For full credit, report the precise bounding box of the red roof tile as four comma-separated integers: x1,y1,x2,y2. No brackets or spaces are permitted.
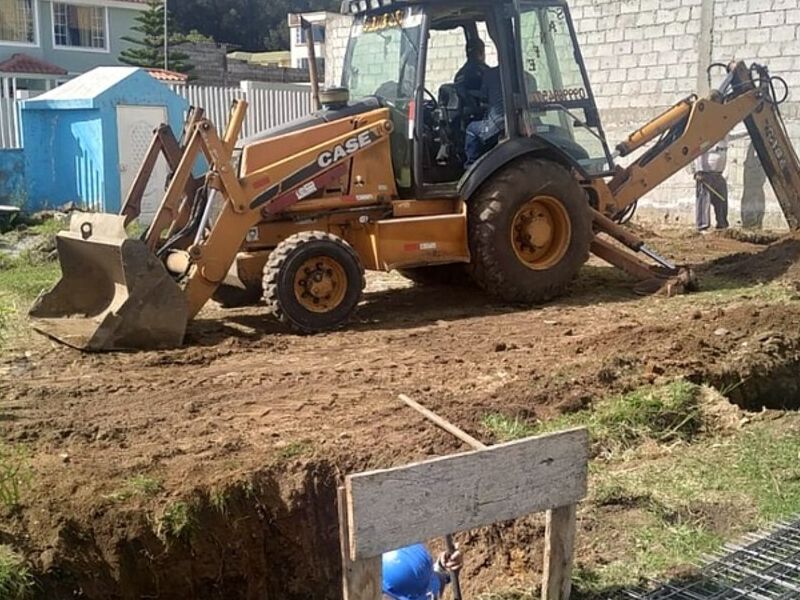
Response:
146,68,189,83
0,53,67,76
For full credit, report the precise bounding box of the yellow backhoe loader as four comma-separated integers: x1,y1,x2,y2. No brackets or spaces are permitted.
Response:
30,0,800,351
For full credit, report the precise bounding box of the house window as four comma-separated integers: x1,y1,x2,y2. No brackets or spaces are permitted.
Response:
0,0,36,44
297,25,325,44
53,3,106,50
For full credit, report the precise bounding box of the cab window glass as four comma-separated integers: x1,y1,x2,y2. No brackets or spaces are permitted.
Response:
519,4,611,175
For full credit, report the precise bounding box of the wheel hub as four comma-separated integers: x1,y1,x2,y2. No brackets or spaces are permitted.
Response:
511,196,572,271
294,256,347,313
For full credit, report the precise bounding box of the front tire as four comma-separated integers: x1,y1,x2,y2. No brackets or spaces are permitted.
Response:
262,232,365,333
468,157,592,303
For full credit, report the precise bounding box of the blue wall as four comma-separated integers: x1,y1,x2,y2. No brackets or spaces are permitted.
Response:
22,68,188,212
0,150,26,207
0,2,141,76
23,110,105,211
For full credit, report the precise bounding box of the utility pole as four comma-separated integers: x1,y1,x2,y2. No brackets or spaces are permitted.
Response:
163,0,169,71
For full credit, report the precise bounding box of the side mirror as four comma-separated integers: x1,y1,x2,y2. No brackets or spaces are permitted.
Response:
585,107,601,128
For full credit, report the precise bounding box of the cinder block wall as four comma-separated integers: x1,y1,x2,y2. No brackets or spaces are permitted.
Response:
326,2,800,229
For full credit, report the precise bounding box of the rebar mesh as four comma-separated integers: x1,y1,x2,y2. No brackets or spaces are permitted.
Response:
616,516,800,600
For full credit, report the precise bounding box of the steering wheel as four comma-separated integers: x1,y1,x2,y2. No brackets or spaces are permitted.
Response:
423,87,439,110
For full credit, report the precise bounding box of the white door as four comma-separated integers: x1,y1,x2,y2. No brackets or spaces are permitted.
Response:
117,105,169,225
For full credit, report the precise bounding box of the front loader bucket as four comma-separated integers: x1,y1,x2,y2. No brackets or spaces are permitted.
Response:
29,214,188,351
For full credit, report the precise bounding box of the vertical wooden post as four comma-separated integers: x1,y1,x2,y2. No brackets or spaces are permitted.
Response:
338,487,382,600
542,504,577,600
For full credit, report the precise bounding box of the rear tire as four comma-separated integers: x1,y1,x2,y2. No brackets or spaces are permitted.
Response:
263,231,365,333
397,264,472,287
468,157,591,303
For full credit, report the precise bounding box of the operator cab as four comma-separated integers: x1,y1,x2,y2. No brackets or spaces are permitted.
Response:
340,0,615,197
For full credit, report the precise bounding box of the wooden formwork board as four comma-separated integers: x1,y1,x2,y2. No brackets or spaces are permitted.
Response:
340,427,589,600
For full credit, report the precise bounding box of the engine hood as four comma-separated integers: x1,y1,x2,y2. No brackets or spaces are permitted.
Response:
237,96,384,149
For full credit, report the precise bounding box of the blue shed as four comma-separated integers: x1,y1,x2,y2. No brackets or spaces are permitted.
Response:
21,67,188,218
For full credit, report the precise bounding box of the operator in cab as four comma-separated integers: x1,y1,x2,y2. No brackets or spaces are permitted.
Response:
455,39,488,99
464,65,504,167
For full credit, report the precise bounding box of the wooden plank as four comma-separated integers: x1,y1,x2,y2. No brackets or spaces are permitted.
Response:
542,504,578,600
338,487,382,600
346,428,589,559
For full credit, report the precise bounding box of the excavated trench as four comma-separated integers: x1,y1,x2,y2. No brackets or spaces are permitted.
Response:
34,463,344,600
699,332,800,411
30,458,545,600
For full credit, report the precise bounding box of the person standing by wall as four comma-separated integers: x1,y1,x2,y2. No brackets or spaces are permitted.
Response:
692,137,730,232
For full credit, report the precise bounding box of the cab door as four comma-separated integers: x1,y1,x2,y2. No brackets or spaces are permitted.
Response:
516,0,615,176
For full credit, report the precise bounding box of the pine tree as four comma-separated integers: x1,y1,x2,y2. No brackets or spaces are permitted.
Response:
119,1,193,74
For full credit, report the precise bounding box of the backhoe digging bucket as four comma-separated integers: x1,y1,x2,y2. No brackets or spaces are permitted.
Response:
29,214,188,351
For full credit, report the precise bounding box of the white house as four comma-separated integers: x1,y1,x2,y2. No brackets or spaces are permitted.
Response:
287,11,335,74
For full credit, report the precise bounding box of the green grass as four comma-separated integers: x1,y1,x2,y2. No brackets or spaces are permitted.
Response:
579,424,800,593
0,545,32,600
276,441,312,461
157,501,195,540
0,254,60,345
26,217,67,238
105,475,163,503
0,444,32,509
679,275,797,305
483,380,703,455
482,379,800,598
481,414,538,441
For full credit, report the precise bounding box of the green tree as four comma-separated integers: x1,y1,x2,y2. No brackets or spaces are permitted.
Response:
170,0,340,52
120,0,193,74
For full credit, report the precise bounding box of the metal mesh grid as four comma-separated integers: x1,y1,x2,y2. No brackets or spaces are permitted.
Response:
616,516,800,600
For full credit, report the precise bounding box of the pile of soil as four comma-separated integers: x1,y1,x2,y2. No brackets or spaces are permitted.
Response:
1,230,799,598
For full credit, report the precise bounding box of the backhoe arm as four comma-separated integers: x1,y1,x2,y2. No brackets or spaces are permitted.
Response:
601,61,800,230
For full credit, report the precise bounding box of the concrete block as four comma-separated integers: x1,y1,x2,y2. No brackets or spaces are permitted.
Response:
614,41,633,54
653,36,674,52
656,8,676,23
620,0,641,14
719,29,747,46
640,79,659,94
609,68,627,83
664,21,686,36
723,0,749,16
606,27,625,42
787,9,800,24
660,78,678,93
657,49,680,65
771,25,796,42
600,55,618,70
643,24,666,38
621,81,641,95
747,0,769,11
640,52,660,66
673,34,696,50
636,11,656,26
760,10,786,26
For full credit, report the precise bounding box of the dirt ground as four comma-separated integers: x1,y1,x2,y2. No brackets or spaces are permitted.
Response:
2,229,800,599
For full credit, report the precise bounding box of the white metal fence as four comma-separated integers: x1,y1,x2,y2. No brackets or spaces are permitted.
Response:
0,98,21,149
0,81,313,150
173,82,314,140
